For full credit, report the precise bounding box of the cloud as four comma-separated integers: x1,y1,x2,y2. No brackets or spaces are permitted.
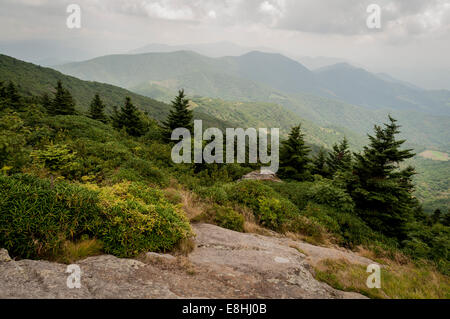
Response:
141,1,194,20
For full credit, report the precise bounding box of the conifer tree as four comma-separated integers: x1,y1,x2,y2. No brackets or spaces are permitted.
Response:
89,94,108,123
278,124,311,180
162,89,193,141
431,209,442,224
112,97,145,137
41,93,52,112
49,81,76,115
311,148,329,177
5,82,21,109
351,116,417,239
327,137,352,176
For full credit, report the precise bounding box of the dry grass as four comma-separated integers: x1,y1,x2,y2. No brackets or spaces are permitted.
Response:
179,190,208,221
173,237,196,256
176,256,198,276
57,239,103,264
314,258,450,299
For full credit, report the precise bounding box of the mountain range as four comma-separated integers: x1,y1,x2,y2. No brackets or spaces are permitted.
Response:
54,50,450,150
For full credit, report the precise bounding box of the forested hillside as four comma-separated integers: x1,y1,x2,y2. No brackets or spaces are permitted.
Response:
55,51,450,150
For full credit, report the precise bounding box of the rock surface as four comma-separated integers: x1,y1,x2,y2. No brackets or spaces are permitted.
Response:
0,223,369,299
240,170,282,182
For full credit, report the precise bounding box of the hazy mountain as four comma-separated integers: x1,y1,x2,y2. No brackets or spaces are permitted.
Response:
295,56,350,70
315,63,449,115
54,50,450,149
1,53,358,149
129,41,274,58
0,40,94,66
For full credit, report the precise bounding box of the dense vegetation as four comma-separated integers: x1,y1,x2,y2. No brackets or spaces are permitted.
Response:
0,79,448,281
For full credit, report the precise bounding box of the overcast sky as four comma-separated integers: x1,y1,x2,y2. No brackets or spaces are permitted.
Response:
1,0,450,89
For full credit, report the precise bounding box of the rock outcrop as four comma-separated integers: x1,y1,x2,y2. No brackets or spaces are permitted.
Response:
240,170,282,182
0,224,369,299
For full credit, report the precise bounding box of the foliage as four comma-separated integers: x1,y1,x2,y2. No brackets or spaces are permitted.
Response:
0,174,192,259
279,124,312,181
326,137,352,176
112,97,146,137
89,93,108,123
162,89,193,141
213,206,245,232
351,116,418,240
47,81,76,115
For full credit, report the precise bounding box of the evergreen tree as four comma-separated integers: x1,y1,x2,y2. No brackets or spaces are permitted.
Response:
327,137,352,176
311,148,329,177
40,93,52,112
431,209,442,224
89,94,108,123
443,211,450,227
49,81,76,115
278,124,311,180
350,116,417,239
5,82,21,109
112,97,145,137
162,89,193,141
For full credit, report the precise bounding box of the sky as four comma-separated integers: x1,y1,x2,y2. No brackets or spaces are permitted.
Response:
0,0,449,89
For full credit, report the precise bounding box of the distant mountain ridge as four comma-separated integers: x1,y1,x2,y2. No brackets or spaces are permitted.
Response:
54,50,450,150
56,50,449,117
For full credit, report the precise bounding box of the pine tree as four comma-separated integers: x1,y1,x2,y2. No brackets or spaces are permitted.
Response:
50,81,76,115
41,93,52,112
351,116,417,239
327,137,352,176
112,97,145,137
5,82,21,109
162,89,193,141
278,125,311,180
431,209,442,224
89,94,108,123
311,148,329,177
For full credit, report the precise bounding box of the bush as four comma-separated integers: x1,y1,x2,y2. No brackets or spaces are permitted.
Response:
269,178,354,213
228,180,280,212
306,177,355,213
0,174,102,259
301,203,382,248
192,204,245,233
84,182,192,257
214,206,245,232
257,197,297,231
0,174,192,260
227,180,299,232
123,158,168,186
268,181,312,210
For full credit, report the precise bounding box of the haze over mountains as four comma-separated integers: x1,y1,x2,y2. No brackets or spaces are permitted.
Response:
55,50,450,151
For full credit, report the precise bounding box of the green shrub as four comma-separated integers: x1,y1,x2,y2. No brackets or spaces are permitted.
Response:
257,197,296,231
0,174,192,260
228,180,280,212
306,177,355,213
123,158,168,186
196,184,230,205
269,179,355,213
301,203,381,248
214,206,245,232
0,174,102,259
226,180,299,232
88,182,192,257
268,181,312,210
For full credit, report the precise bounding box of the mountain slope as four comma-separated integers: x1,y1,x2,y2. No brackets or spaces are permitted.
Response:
315,63,449,115
0,54,358,150
54,51,450,149
192,97,367,149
